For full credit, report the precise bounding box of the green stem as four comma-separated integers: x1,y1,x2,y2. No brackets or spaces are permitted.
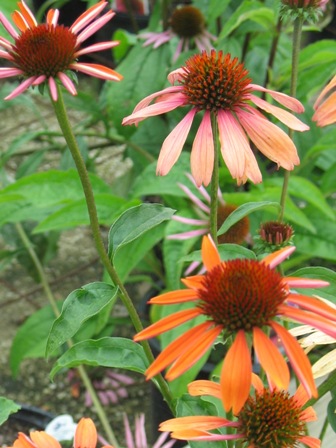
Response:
50,85,174,413
210,113,219,245
15,223,119,447
318,416,329,442
278,16,303,222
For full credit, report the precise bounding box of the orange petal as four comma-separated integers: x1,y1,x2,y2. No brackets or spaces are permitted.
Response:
300,406,317,423
298,436,321,448
182,275,205,289
262,245,296,269
253,327,290,390
166,325,222,380
188,379,221,399
202,235,221,271
134,308,202,341
10,433,36,448
74,418,97,448
251,373,264,394
286,294,336,321
145,322,211,379
12,11,29,32
18,1,37,28
221,330,252,414
271,321,317,397
148,289,197,304
30,432,61,448
160,415,234,432
190,110,214,187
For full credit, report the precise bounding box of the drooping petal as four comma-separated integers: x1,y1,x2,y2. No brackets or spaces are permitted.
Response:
0,12,19,39
201,234,221,271
286,294,336,321
298,435,321,448
148,288,198,304
177,182,211,213
237,107,300,170
156,109,197,176
58,72,77,96
221,330,252,414
190,110,214,187
314,75,336,109
48,76,58,101
188,379,222,399
312,91,336,127
250,84,305,113
134,308,202,341
9,433,37,448
71,62,122,81
271,321,317,397
0,67,24,78
30,432,61,448
132,86,184,113
5,76,36,100
145,322,213,379
166,325,223,380
262,245,296,269
74,418,97,448
253,327,290,389
249,94,309,131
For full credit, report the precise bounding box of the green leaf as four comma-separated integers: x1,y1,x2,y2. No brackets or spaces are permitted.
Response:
0,397,20,425
218,201,281,236
50,337,149,380
219,1,275,39
108,203,175,260
10,303,62,377
289,267,336,304
34,195,138,233
46,282,118,357
327,398,336,433
207,0,231,23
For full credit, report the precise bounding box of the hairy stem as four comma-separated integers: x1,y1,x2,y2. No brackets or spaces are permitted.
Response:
210,113,219,244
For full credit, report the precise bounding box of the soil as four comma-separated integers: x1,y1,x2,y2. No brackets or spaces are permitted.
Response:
0,93,156,446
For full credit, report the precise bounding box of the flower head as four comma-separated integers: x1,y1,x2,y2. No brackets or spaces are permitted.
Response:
280,0,329,21
255,220,294,253
139,6,216,62
160,378,320,448
7,417,112,448
123,50,308,187
134,235,335,414
312,75,336,127
0,1,122,101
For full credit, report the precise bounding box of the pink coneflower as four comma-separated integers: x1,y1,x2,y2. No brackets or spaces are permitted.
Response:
134,234,335,414
0,1,122,101
140,5,216,62
160,378,320,448
312,75,336,127
123,50,309,187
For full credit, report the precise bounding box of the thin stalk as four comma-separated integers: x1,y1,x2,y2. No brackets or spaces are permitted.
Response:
318,416,329,442
263,16,282,92
278,16,303,222
15,223,119,446
209,113,219,244
50,85,174,412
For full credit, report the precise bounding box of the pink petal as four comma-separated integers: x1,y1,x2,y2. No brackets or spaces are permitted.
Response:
285,277,329,288
76,10,115,45
70,62,122,82
168,68,186,85
0,12,19,39
0,67,24,78
0,36,15,51
250,94,309,131
237,106,300,170
32,75,46,85
75,41,119,57
167,229,207,240
46,9,59,27
263,245,296,269
190,111,214,187
70,0,107,34
250,84,305,113
177,183,210,213
48,77,58,101
5,76,36,100
58,72,77,96
156,109,197,176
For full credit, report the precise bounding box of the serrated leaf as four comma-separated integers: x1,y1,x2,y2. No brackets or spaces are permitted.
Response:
46,282,118,357
50,337,149,380
218,201,280,236
108,203,175,260
0,397,21,425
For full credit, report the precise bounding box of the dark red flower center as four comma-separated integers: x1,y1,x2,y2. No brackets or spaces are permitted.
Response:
12,24,77,78
181,50,251,113
259,221,294,247
239,389,305,447
197,259,287,331
170,6,205,38
217,204,250,245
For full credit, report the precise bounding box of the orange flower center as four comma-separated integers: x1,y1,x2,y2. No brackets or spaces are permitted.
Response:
170,6,205,38
217,204,250,244
181,50,251,113
239,389,305,447
12,24,77,78
197,259,287,331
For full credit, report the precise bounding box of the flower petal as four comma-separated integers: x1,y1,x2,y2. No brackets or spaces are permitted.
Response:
298,435,321,448
5,76,36,100
70,0,107,34
157,109,197,176
221,330,252,414
250,84,305,113
190,111,214,187
201,234,221,271
285,277,329,289
262,245,296,269
70,62,122,82
314,75,336,109
30,432,61,448
286,294,336,321
312,91,336,127
271,321,317,397
253,327,290,389
18,1,37,29
74,418,97,448
148,289,198,304
76,10,115,45
134,308,202,341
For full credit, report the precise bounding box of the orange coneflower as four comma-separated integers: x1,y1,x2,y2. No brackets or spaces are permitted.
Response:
160,377,320,447
312,75,336,127
134,235,336,414
8,417,112,448
0,1,122,101
123,50,309,187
